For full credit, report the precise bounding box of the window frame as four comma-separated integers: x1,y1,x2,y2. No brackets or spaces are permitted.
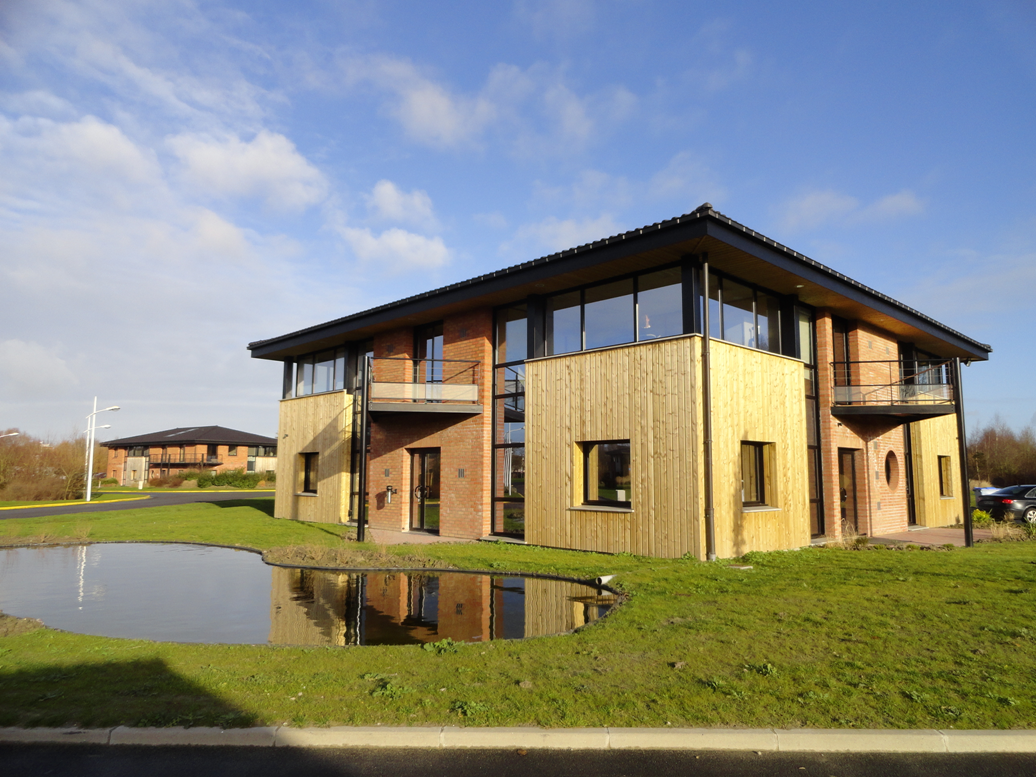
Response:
581,440,632,509
938,455,953,498
300,452,319,495
741,441,767,507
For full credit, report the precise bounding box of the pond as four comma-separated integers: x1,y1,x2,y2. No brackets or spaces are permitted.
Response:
0,543,616,647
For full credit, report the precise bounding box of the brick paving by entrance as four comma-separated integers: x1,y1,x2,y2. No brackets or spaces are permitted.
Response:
872,525,993,547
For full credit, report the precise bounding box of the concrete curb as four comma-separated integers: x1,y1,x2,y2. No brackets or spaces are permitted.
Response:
2,726,1036,752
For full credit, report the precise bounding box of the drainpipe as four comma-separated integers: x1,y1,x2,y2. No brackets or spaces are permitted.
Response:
356,356,371,543
953,357,973,548
701,255,717,561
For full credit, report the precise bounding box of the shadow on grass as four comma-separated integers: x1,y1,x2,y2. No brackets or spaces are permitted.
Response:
207,499,276,518
0,656,258,729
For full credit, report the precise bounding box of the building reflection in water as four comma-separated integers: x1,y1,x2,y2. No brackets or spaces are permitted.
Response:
269,568,616,647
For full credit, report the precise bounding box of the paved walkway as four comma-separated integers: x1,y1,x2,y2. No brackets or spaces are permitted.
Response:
873,525,992,547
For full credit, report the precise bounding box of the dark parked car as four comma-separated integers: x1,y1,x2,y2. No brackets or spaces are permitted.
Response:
976,485,1036,523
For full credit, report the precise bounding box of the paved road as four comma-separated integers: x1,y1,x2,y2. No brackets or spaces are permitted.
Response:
1,491,273,520
1,745,1035,777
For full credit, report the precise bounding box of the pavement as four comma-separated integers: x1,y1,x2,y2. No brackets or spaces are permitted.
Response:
1,725,1035,752
872,525,993,547
0,490,275,519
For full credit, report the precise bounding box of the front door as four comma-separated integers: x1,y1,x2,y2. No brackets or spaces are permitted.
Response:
838,449,859,533
410,449,440,532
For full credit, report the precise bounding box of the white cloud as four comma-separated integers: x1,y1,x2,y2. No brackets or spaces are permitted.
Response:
514,0,596,40
339,226,450,272
0,90,78,119
168,131,328,212
778,188,926,232
340,54,496,148
504,214,622,257
858,190,926,221
365,180,439,230
0,340,79,401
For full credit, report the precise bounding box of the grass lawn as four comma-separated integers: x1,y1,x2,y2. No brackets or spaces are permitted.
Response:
1,501,1035,730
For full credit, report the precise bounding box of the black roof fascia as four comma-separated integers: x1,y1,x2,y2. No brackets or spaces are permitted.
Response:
702,217,991,361
248,206,991,361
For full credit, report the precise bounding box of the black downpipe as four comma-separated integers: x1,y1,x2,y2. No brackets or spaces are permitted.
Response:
356,356,371,543
701,255,717,561
954,358,973,547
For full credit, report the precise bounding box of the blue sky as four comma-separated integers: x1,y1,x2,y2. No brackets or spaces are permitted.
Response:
1,0,1033,441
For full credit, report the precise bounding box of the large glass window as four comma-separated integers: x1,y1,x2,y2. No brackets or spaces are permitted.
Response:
638,268,682,340
584,279,633,350
493,304,528,537
546,265,684,356
294,346,348,398
548,291,581,355
707,274,782,354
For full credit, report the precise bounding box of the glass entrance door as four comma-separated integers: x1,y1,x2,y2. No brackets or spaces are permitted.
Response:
410,449,440,532
838,449,859,534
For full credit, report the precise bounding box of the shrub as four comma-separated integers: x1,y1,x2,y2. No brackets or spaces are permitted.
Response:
972,509,993,528
100,478,118,485
180,470,203,481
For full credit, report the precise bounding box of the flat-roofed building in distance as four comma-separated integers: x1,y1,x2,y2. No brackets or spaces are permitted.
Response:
102,426,277,486
248,204,991,558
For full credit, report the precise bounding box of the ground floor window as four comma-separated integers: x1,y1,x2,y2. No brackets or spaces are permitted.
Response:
300,452,319,495
582,441,632,507
938,455,953,497
741,441,771,507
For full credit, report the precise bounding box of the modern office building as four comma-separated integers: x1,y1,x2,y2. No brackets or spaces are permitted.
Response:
248,204,990,559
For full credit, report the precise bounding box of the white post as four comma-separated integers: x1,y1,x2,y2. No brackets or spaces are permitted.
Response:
85,396,97,502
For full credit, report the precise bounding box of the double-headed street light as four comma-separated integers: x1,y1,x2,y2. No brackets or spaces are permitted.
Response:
84,398,119,502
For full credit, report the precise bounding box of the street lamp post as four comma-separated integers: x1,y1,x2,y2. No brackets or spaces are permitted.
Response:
0,432,19,440
84,398,119,502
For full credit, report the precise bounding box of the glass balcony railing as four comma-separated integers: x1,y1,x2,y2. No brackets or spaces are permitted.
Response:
368,357,481,405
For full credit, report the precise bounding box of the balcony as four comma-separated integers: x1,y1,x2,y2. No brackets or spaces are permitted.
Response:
367,357,482,415
148,455,223,466
830,360,956,422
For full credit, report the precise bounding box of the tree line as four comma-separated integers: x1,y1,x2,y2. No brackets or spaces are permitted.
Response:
968,418,1036,487
0,429,108,502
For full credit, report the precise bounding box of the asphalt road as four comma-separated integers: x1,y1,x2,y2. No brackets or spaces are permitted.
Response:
1,491,274,520
2,745,1035,777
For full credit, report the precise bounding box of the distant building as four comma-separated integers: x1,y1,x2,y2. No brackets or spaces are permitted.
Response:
102,426,277,485
247,204,991,558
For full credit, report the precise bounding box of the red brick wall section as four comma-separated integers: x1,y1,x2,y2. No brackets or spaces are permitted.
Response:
367,308,494,540
815,311,911,538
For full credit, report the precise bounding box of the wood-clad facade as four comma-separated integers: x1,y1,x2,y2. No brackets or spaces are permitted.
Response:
249,204,991,558
276,391,356,524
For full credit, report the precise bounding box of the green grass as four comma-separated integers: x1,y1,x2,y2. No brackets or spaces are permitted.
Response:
1,502,1036,730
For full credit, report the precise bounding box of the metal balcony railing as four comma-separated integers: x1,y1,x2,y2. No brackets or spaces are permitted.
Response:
148,454,223,465
831,359,954,406
368,357,481,404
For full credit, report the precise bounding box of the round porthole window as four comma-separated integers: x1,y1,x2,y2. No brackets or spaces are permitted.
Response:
885,450,899,490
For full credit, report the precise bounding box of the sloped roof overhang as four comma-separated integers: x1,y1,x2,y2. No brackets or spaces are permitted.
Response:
248,207,991,363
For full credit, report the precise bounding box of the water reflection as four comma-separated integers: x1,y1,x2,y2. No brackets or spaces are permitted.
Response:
270,568,615,646
0,544,615,646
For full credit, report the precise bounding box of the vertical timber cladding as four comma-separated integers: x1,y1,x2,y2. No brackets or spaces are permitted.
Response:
708,340,811,558
274,391,355,523
910,413,962,527
526,336,702,559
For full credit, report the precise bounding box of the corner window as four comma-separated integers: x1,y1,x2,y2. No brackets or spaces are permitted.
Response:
582,441,632,507
938,455,953,497
228,446,238,456
741,441,771,507
300,452,319,495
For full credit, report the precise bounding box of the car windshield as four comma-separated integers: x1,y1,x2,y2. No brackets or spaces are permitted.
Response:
994,486,1033,497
